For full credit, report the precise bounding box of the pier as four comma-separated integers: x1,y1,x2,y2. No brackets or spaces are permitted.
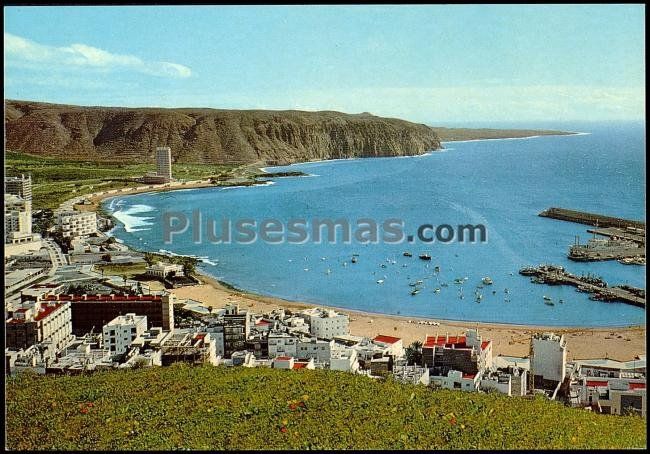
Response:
519,264,645,309
539,207,645,230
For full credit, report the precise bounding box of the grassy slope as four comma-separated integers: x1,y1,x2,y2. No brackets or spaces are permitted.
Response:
6,365,646,450
5,151,236,210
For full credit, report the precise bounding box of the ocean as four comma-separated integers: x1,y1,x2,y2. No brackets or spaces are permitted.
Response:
104,121,646,327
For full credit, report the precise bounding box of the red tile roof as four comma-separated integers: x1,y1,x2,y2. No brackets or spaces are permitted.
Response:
374,335,401,345
629,382,646,390
275,356,292,361
293,363,307,369
462,373,476,379
44,294,162,303
481,341,491,351
586,380,609,388
423,335,467,349
7,303,64,324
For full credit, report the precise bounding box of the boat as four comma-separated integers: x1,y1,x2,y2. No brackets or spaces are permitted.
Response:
351,256,358,264
408,282,418,287
434,288,441,293
403,252,413,257
411,289,420,296
377,279,384,284
440,283,449,288
434,266,440,273
419,254,432,261
454,278,464,284
543,295,552,301
544,301,555,306
559,299,564,304
415,280,423,285
326,268,331,275
482,277,493,285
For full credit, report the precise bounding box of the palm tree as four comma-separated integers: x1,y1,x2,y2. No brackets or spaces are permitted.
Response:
405,340,423,366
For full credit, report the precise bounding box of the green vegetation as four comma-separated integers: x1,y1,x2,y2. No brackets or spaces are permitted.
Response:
5,151,237,210
6,365,646,450
94,263,147,278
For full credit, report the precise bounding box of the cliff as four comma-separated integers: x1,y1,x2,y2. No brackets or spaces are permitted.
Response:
4,100,442,165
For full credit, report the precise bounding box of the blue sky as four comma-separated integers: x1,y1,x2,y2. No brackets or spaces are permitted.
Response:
4,5,645,123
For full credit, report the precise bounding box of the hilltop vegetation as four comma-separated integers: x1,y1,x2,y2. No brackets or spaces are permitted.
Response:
6,365,646,450
5,151,236,209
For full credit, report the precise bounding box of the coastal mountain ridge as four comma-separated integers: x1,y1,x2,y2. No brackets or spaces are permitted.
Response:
5,100,442,165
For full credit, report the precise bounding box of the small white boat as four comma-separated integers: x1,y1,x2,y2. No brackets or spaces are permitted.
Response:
377,279,385,284
482,277,493,285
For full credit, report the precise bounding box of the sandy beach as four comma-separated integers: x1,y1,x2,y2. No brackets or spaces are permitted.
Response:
79,164,645,363
168,272,646,362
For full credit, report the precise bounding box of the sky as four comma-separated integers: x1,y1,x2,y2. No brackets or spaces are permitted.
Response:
3,5,646,124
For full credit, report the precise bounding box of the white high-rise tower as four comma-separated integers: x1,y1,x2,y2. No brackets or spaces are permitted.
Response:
156,147,172,181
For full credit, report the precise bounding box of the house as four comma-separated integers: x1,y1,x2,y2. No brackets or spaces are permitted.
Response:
272,356,315,370
145,261,184,279
102,313,148,356
432,369,482,391
531,333,567,389
373,335,404,358
392,365,430,386
301,307,349,339
330,348,359,373
296,337,334,363
422,329,492,377
268,332,298,358
5,301,73,352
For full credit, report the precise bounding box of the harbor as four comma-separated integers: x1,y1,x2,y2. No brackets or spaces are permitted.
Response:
519,265,646,309
539,207,645,230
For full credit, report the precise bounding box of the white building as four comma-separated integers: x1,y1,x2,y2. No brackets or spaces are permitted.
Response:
56,210,97,238
103,313,148,355
301,307,349,339
268,332,298,358
272,356,315,370
570,377,646,417
5,174,32,201
297,337,334,363
5,194,32,238
156,146,173,181
6,301,73,352
531,332,567,384
146,261,184,279
432,369,482,391
480,371,513,396
373,335,404,358
330,348,359,372
392,365,430,386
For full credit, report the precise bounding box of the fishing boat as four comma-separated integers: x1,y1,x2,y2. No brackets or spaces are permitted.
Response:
351,256,358,264
434,265,440,273
403,252,413,257
544,300,555,306
419,254,432,261
482,276,493,285
454,278,464,284
434,288,441,293
543,295,552,301
559,299,564,303
411,289,420,296
377,279,385,284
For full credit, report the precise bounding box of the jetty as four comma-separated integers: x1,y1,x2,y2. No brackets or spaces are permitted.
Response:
539,207,645,230
519,264,645,309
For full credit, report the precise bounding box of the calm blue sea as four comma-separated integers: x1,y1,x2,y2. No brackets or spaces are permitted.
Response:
104,121,646,327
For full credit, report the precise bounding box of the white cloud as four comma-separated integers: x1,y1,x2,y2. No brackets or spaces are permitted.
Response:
4,32,192,79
